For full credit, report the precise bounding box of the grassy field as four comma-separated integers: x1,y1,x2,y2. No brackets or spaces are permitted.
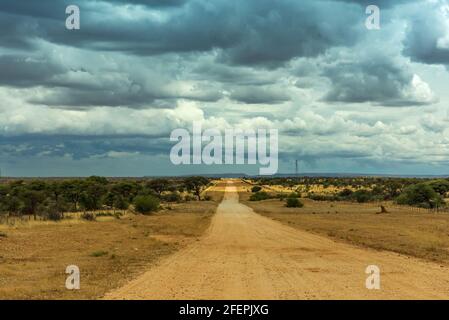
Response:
0,188,223,299
239,188,449,265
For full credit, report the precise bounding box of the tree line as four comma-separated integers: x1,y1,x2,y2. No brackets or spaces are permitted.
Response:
0,176,211,220
251,177,449,209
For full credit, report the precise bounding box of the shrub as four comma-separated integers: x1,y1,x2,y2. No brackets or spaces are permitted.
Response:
81,212,96,221
249,191,271,201
46,211,63,221
287,192,300,199
338,188,353,198
0,231,7,238
286,198,304,208
396,183,443,208
162,192,182,203
352,190,372,203
308,193,340,202
203,195,212,201
184,194,195,202
114,196,129,211
133,195,160,214
251,186,262,193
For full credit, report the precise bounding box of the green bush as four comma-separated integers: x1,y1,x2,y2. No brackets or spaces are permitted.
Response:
352,190,372,203
251,186,262,193
396,183,443,208
427,179,449,196
249,191,271,201
285,198,304,208
133,195,160,214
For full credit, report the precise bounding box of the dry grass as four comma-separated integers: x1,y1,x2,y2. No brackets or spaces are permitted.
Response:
240,190,449,265
0,187,224,300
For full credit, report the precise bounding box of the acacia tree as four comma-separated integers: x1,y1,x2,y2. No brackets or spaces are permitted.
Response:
103,192,116,212
111,182,138,202
114,195,129,214
61,180,83,211
20,189,45,220
146,179,169,197
184,177,209,201
4,196,22,216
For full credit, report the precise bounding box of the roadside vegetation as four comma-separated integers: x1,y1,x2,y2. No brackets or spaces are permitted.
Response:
247,177,449,210
0,176,213,224
238,177,449,265
0,178,224,299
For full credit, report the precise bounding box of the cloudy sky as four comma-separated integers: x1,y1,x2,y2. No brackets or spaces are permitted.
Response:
1,0,449,176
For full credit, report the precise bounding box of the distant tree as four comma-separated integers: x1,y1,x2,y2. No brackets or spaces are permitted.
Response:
111,182,138,202
47,182,62,203
80,179,107,211
79,191,98,212
114,195,129,213
427,180,449,196
103,192,116,212
384,181,402,200
146,179,170,196
61,180,83,211
4,196,22,216
86,176,108,185
396,183,443,208
184,177,209,201
20,190,45,219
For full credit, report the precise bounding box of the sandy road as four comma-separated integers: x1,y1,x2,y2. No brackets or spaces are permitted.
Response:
105,181,449,299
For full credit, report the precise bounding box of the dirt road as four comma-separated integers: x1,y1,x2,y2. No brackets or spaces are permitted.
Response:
105,182,449,299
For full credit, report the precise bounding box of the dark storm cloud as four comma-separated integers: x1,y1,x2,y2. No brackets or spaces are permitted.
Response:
0,55,65,87
192,63,278,86
30,87,157,108
0,53,223,107
0,134,171,159
322,56,432,106
403,6,449,66
0,0,69,19
31,85,222,108
0,13,37,49
0,0,367,108
230,86,290,104
0,0,363,67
